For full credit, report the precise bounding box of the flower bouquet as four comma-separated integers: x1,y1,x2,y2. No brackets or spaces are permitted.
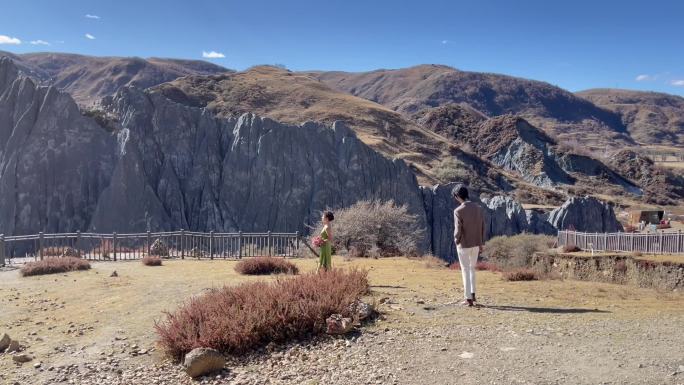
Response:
312,236,325,247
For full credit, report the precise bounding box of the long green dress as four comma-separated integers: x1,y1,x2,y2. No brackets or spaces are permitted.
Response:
319,227,332,270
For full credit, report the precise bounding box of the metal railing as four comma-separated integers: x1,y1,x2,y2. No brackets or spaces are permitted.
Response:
0,230,301,266
558,230,684,254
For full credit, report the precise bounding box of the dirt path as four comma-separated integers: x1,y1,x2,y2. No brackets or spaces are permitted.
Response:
1,257,683,385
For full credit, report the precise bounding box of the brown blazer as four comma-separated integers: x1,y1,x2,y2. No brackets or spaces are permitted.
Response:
454,201,485,248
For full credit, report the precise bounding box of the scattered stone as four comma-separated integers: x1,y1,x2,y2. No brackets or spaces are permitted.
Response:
110,271,118,277
326,314,353,335
12,354,32,363
33,362,42,369
0,333,10,351
350,300,374,321
6,339,20,353
459,352,474,359
183,348,225,378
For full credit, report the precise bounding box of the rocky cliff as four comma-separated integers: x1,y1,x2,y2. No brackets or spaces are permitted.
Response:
92,86,428,240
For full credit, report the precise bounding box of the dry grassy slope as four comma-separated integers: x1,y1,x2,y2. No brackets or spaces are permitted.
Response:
0,51,230,106
577,88,684,146
151,66,508,188
309,65,632,149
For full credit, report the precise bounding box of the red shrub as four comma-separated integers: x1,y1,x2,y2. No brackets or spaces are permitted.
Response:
614,260,627,274
234,257,299,275
475,261,501,272
142,256,163,266
503,268,538,281
155,268,369,360
20,257,91,277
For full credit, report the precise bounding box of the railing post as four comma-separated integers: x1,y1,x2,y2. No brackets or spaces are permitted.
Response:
39,232,44,260
113,232,117,261
0,234,5,267
147,231,151,256
267,231,272,256
76,230,81,254
209,231,214,260
660,231,664,254
238,231,243,259
295,231,300,257
180,229,185,259
679,230,682,254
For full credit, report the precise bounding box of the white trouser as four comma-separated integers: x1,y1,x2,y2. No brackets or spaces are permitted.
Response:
457,245,479,300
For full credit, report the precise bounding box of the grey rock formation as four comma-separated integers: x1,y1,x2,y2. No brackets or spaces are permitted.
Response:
0,57,116,237
91,86,428,243
423,185,619,260
548,196,623,233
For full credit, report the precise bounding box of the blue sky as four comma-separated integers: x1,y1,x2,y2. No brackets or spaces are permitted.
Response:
1,0,683,95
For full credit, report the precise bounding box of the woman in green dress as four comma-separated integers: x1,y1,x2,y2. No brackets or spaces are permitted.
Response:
318,211,334,271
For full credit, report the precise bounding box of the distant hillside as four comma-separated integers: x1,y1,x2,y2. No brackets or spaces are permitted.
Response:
310,65,632,148
0,51,230,105
577,88,684,146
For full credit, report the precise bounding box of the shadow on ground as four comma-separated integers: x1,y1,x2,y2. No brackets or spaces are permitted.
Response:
484,305,610,314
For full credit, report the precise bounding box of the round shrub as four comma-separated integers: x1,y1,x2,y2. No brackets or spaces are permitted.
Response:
234,257,299,275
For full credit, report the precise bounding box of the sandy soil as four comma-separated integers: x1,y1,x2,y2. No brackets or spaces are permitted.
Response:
1,257,683,385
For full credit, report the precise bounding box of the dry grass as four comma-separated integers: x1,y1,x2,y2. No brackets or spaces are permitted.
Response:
20,257,91,277
234,257,299,275
141,256,162,266
155,269,368,359
2,257,683,383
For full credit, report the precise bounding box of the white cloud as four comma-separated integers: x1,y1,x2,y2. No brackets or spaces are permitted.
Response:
441,40,449,44
635,74,652,81
0,35,21,45
202,50,225,58
85,33,96,40
85,14,100,19
56,40,65,44
672,80,684,87
30,40,50,46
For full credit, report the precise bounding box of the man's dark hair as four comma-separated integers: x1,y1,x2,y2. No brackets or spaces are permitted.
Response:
452,184,469,200
323,210,335,221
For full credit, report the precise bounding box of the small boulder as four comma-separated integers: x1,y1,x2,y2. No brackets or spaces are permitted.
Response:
60,247,81,258
326,314,353,335
0,333,10,352
150,239,169,257
110,271,118,277
183,348,225,378
12,354,32,363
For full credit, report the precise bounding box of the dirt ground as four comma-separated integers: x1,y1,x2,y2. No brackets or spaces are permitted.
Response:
1,257,683,385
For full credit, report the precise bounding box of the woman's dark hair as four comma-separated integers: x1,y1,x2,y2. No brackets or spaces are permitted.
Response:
451,184,469,200
323,210,335,221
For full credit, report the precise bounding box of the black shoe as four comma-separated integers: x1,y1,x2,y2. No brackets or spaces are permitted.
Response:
471,293,476,302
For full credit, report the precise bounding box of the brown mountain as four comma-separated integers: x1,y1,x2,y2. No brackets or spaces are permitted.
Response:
577,88,684,146
0,51,230,106
309,65,632,149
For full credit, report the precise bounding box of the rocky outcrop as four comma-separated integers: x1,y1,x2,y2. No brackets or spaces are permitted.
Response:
547,196,623,233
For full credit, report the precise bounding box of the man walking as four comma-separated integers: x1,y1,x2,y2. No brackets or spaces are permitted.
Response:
452,185,485,307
